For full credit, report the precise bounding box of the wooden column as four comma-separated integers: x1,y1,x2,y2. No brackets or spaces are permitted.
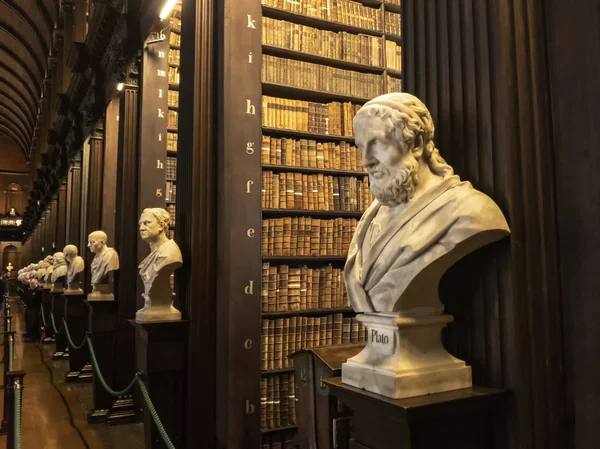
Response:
102,96,120,246
56,181,68,251
545,2,600,447
42,210,51,257
113,83,139,402
215,1,262,448
48,198,58,254
175,0,217,447
67,156,82,248
402,2,566,449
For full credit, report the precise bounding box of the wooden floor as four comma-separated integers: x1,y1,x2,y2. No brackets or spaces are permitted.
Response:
0,298,144,449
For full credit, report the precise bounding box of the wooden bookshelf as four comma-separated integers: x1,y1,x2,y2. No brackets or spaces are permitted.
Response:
386,68,403,78
262,127,355,143
262,164,366,177
262,307,355,319
262,82,372,104
261,425,298,436
262,5,383,37
262,45,385,74
261,367,295,376
262,209,365,218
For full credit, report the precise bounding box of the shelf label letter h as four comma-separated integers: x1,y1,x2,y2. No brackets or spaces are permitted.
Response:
246,99,256,115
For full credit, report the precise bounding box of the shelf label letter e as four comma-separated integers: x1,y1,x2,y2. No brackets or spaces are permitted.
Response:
247,228,255,238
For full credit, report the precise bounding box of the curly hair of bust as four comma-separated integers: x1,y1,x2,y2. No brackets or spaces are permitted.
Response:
142,208,171,233
354,97,454,178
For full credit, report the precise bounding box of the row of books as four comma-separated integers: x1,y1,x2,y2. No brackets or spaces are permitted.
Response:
261,136,365,172
168,66,180,85
386,40,402,72
166,156,177,179
261,263,350,313
262,171,373,212
167,204,176,226
261,217,357,257
261,432,295,449
262,95,360,136
261,314,366,370
387,75,402,93
165,181,177,203
169,31,181,47
263,55,383,99
168,110,178,129
167,132,178,152
384,11,401,36
167,90,179,108
261,374,296,430
169,16,181,33
168,48,180,66
262,17,384,67
262,0,381,32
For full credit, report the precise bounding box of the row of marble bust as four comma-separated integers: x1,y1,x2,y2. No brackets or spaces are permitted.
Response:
17,207,182,322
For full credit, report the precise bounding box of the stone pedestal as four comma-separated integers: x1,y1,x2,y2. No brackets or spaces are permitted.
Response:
130,320,188,449
342,313,471,399
51,293,69,359
87,282,115,301
135,293,181,322
64,293,91,382
85,299,118,424
325,377,509,449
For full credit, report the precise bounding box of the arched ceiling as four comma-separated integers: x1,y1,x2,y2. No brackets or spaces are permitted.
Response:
0,0,57,158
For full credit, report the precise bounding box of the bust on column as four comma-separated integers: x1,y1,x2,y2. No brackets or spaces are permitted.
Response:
51,252,69,293
42,255,54,289
87,231,119,301
63,245,85,295
136,208,182,322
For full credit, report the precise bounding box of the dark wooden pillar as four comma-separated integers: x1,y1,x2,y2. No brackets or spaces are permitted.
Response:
544,2,600,447
48,197,58,254
402,2,566,449
102,96,120,246
56,181,68,251
67,156,82,248
42,210,51,257
178,0,217,447
113,83,139,396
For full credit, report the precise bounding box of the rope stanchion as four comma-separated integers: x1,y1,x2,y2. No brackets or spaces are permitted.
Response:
40,304,48,328
8,335,13,372
13,382,21,449
62,319,87,350
49,312,64,335
138,378,176,449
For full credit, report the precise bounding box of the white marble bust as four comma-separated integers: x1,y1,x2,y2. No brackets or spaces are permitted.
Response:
35,261,47,284
87,230,119,300
63,244,85,295
136,207,182,321
342,93,510,399
51,252,69,292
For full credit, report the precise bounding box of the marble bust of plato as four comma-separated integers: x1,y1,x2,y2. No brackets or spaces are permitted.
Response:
136,207,182,321
342,92,510,399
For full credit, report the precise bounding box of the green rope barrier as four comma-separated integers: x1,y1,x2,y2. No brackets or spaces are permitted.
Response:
86,337,137,397
49,312,64,335
62,319,87,349
14,383,21,449
40,304,48,327
138,378,176,449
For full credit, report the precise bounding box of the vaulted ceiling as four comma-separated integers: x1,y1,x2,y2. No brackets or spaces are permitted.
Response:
0,0,57,159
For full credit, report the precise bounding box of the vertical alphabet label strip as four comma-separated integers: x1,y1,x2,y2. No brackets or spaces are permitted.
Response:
138,23,171,213
216,1,263,447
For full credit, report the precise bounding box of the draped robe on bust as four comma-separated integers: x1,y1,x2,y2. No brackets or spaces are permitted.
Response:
138,239,182,287
345,175,510,313
90,248,119,284
67,256,85,283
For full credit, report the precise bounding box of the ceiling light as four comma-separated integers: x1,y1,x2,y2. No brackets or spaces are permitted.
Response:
159,0,177,20
117,83,124,91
